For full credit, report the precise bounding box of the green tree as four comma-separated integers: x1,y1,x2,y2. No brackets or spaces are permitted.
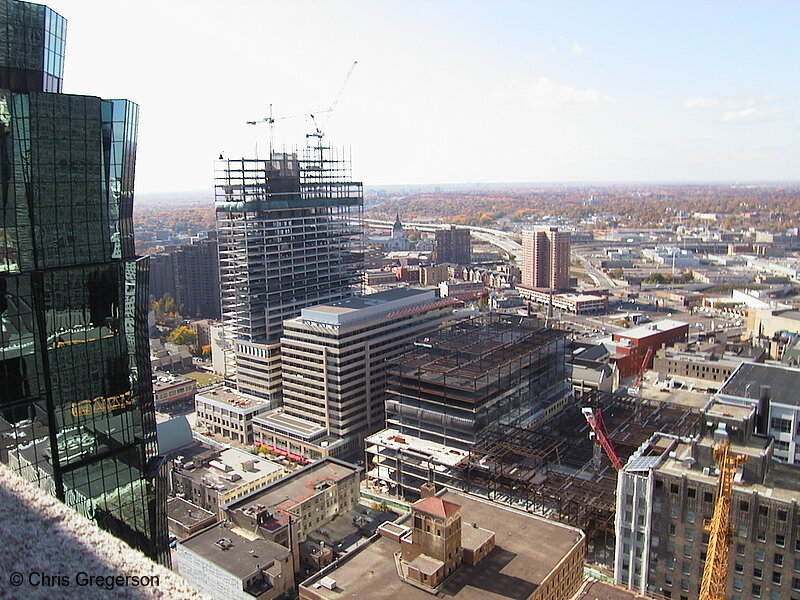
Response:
167,325,197,347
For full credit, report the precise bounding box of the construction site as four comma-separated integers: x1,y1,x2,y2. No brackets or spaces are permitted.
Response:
383,314,572,449
368,383,700,566
450,390,700,562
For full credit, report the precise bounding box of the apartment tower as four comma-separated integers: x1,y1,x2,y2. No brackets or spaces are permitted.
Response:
521,227,571,290
0,0,167,562
435,225,471,265
215,145,363,404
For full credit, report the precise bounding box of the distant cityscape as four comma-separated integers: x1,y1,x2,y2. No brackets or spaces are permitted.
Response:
2,2,800,600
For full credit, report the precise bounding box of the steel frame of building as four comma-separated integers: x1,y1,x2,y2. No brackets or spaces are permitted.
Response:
450,390,700,555
215,142,364,346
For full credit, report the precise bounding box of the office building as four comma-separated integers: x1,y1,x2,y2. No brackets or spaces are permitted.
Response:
716,361,800,465
610,319,689,377
517,288,609,315
253,288,458,460
168,445,284,514
0,1,167,562
216,148,363,404
195,387,269,445
385,314,570,449
152,371,196,408
419,264,450,286
437,279,485,301
652,345,765,386
435,226,471,265
0,2,167,561
167,497,217,539
366,314,572,498
615,395,800,600
521,227,571,290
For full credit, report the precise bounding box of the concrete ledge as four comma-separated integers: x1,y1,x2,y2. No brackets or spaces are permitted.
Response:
0,464,211,600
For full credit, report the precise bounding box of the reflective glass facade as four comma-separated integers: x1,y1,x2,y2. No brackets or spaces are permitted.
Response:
0,0,65,93
0,1,167,564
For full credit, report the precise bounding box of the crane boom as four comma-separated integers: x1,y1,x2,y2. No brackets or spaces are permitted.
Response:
581,406,623,471
634,346,655,387
699,438,745,600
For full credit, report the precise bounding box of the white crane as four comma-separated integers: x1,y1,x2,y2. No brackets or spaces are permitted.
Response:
246,60,358,153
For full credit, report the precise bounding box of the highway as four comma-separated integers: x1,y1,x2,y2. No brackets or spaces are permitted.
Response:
573,251,617,289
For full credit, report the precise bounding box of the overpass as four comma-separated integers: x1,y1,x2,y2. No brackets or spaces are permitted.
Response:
363,218,523,260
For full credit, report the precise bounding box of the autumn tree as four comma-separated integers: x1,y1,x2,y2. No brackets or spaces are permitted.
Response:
167,325,197,347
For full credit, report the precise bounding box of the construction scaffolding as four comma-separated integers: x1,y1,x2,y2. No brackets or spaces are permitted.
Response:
449,390,700,561
215,139,364,347
389,314,567,405
384,314,572,449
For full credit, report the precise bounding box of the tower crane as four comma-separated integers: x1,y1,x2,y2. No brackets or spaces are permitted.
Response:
246,61,358,153
699,436,745,600
307,60,358,142
581,406,623,471
246,104,330,154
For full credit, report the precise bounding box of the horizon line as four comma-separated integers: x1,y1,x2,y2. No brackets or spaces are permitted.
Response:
136,179,800,197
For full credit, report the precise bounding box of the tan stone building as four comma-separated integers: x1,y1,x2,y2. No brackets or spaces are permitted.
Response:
300,489,585,600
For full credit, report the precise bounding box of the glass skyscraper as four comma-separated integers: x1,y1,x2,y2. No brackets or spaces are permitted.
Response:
0,0,167,563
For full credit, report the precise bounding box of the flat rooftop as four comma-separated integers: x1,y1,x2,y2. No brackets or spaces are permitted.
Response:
301,490,584,600
167,497,216,529
518,287,606,302
366,428,469,468
658,349,746,368
562,293,606,302
229,458,359,517
179,521,290,579
196,387,267,410
657,435,800,503
703,399,755,421
719,361,800,407
175,447,283,489
254,410,327,440
298,287,437,327
614,319,688,340
152,371,195,392
773,309,800,321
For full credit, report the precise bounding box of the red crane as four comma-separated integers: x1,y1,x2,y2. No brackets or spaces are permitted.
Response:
581,406,623,471
630,345,655,395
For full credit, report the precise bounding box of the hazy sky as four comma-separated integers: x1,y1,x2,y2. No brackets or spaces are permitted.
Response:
44,0,800,193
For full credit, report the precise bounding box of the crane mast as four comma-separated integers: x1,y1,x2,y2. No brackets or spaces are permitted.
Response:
699,438,745,600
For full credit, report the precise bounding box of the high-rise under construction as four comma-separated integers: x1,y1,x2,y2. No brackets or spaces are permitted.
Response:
215,141,363,404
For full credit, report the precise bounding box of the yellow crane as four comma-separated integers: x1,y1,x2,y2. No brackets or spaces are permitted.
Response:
699,437,745,600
